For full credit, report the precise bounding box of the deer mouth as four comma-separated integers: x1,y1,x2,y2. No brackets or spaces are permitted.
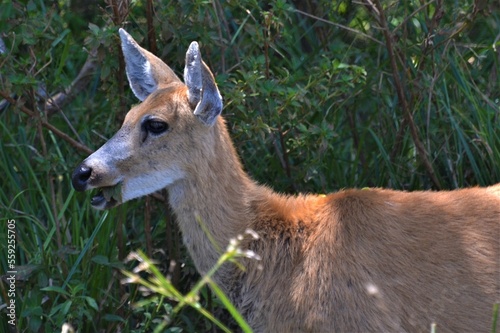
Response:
91,183,122,210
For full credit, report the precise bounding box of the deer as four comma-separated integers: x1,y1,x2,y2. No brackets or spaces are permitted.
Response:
72,28,500,332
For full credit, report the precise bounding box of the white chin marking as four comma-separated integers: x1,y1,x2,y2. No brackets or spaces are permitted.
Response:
121,167,184,202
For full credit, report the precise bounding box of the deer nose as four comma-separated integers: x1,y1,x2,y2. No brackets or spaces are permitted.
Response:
72,164,92,191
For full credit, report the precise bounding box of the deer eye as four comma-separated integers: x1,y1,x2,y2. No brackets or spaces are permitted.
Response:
144,119,169,135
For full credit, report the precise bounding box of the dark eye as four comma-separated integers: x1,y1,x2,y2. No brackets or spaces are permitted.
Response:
145,119,169,135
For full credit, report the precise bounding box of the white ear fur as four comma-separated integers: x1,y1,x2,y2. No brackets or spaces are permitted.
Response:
119,28,157,101
184,42,223,126
184,42,203,107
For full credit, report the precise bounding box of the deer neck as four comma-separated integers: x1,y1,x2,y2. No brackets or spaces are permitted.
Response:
167,118,256,276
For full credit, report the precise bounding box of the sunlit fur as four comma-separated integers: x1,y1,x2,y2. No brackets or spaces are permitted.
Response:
73,30,500,332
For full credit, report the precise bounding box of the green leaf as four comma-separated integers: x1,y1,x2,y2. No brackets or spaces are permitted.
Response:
208,281,253,333
102,183,122,203
88,23,100,35
103,314,126,322
41,286,70,296
91,255,109,265
84,296,99,311
50,29,70,49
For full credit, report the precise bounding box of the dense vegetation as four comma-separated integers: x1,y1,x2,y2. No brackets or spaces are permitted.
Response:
0,0,499,332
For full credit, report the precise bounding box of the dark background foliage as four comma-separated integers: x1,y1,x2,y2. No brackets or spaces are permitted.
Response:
0,0,498,331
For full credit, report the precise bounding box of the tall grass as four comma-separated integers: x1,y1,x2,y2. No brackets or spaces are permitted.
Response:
0,120,123,331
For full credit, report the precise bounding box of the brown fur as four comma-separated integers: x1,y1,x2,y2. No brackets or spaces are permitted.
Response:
73,30,500,332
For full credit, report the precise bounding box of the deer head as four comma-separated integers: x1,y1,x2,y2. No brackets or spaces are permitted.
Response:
71,29,223,209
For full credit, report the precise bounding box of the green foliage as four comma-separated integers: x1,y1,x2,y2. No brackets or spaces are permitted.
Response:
0,0,499,332
122,235,258,333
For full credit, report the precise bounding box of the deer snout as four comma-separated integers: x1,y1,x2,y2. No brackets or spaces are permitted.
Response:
72,164,92,191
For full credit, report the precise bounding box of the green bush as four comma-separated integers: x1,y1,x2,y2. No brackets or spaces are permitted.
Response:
0,0,498,332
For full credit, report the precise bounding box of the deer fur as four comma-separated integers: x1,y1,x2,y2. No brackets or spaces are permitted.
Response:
72,29,500,332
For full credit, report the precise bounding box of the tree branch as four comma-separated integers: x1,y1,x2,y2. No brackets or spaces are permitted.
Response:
294,8,384,46
364,0,442,189
0,91,93,155
145,0,157,54
44,48,98,116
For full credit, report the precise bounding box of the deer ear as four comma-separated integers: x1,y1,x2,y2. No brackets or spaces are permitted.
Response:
119,28,180,101
184,42,223,126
